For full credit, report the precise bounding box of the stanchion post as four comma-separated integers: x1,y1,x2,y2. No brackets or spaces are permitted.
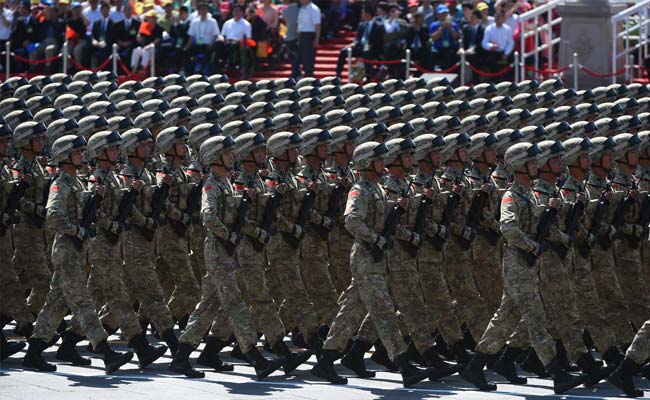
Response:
627,54,634,82
347,47,352,83
149,45,155,77
514,51,519,83
573,52,578,91
112,43,118,76
460,49,466,86
5,41,10,81
404,49,411,80
62,41,68,74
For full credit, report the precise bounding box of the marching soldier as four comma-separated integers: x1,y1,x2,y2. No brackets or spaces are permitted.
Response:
608,319,650,397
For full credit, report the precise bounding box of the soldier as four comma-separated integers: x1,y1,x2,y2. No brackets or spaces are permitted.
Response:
23,135,134,374
265,132,323,354
0,124,34,357
169,135,285,380
610,133,650,332
297,128,339,328
607,319,650,397
461,142,587,394
635,131,650,284
119,128,179,354
154,126,201,328
326,126,359,295
11,121,51,316
311,141,432,388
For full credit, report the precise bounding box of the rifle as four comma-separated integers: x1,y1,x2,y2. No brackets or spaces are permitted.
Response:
551,196,584,259
0,178,29,237
169,170,205,237
458,176,490,250
523,189,559,267
104,169,143,245
67,171,108,251
430,177,462,251
282,187,315,249
638,194,650,240
137,160,171,241
613,181,638,248
223,190,250,256
247,184,282,252
312,172,346,241
577,185,610,257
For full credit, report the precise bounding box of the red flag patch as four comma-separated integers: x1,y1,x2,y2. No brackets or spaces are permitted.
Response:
203,185,212,192
502,196,513,203
349,190,360,198
50,185,59,192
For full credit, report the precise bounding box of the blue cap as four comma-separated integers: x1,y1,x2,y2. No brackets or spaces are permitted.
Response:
71,2,81,8
437,4,449,13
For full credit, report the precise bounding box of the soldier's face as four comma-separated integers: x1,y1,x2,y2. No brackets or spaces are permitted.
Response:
578,154,591,170
253,147,266,166
222,150,234,169
344,142,354,158
525,159,537,177
0,138,9,156
70,149,84,168
317,144,328,161
482,148,496,165
623,149,639,167
430,151,441,168
372,158,386,176
136,141,153,159
175,142,187,157
400,153,414,170
106,145,120,162
287,147,299,164
600,153,613,171
31,136,45,154
457,147,469,163
547,156,563,175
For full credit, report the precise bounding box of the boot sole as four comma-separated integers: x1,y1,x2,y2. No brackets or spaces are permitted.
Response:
554,376,588,394
254,359,285,381
310,364,348,384
429,364,463,381
402,370,430,388
492,363,528,384
459,369,497,391
1,343,26,360
55,352,92,366
168,363,205,378
138,345,168,369
370,354,398,372
584,366,615,387
104,352,134,374
341,356,376,378
282,351,313,375
196,357,235,371
22,358,57,372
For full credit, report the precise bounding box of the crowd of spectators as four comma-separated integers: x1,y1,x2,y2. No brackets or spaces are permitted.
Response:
0,0,549,82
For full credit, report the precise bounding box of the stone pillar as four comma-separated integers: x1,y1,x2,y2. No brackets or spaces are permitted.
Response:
558,0,625,89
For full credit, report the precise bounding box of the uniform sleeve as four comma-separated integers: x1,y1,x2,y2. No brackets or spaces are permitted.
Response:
344,185,378,243
45,180,78,236
499,191,538,252
201,183,229,240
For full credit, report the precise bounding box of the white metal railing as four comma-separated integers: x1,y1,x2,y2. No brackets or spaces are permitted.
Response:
517,0,563,82
611,0,650,83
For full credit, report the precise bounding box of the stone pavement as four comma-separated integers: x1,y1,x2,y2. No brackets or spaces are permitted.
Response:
1,337,648,400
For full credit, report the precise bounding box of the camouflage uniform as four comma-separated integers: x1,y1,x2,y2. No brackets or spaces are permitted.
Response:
585,173,634,343
298,165,339,326
322,177,408,361
560,175,618,351
120,163,175,335
327,165,356,295
476,181,556,367
155,164,200,321
636,165,649,285
186,166,206,284
611,172,650,330
178,174,257,352
439,165,491,341
31,171,108,348
84,168,143,341
11,156,51,314
534,178,587,363
625,319,650,365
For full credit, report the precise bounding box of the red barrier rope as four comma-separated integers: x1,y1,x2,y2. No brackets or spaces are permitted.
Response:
467,63,513,77
355,57,404,65
579,65,626,78
118,57,150,77
68,54,112,72
523,64,571,74
411,62,460,74
11,52,62,65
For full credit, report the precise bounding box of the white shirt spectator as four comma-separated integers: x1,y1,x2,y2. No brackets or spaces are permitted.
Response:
297,1,320,33
221,17,252,41
83,5,102,34
0,6,14,41
481,21,514,55
188,16,220,45
505,13,518,32
109,6,125,23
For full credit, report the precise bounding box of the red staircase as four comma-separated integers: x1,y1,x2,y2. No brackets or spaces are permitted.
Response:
251,29,355,82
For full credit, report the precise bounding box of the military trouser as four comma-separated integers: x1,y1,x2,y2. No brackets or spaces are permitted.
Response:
12,221,51,314
236,238,285,345
476,246,556,367
323,242,408,361
614,239,650,331
625,319,650,365
418,244,464,345
155,225,200,320
328,225,353,295
591,246,634,343
642,240,650,293
572,251,618,351
122,229,175,334
506,319,532,349
31,235,108,349
300,231,339,326
444,238,491,341
538,250,587,363
189,223,206,285
266,236,320,338
0,232,34,328
471,236,504,315
179,237,257,352
87,233,142,341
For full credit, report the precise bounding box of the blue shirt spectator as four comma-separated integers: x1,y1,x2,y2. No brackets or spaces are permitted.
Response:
428,4,460,51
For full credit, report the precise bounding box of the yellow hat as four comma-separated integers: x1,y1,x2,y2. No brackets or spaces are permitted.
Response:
59,0,70,5
145,9,158,18
161,0,173,6
476,2,488,11
134,1,144,14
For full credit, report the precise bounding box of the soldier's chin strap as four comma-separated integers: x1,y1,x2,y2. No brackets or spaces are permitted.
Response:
515,163,536,180
97,148,118,166
616,152,637,170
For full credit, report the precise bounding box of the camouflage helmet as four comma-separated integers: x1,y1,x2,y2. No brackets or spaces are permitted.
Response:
5,109,33,128
47,118,78,146
88,101,117,117
108,88,137,103
469,97,495,113
135,88,163,102
221,120,253,138
301,128,332,155
570,121,597,138
15,84,43,100
494,128,525,156
409,117,436,136
295,77,320,88
249,117,275,134
25,95,53,113
224,91,253,106
267,131,302,158
188,81,216,98
163,107,192,127
382,78,404,92
33,107,64,126
199,135,236,165
189,123,223,152
517,79,540,93
562,136,593,166
189,107,219,129
386,122,416,141
468,132,498,159
302,114,329,131
328,126,359,152
161,85,189,102
391,90,416,107
77,115,109,138
72,70,99,83
374,106,402,125
163,73,187,86
218,104,247,123
142,98,171,113
421,101,448,115
518,125,548,143
251,89,279,103
115,100,144,117
611,133,641,161
298,97,322,114
432,116,461,135
246,101,275,120
342,108,376,126
83,89,109,105
53,93,83,109
460,114,490,134
61,105,90,120
504,142,541,172
340,82,366,97
142,76,166,90
169,96,199,110
589,136,617,161
273,99,301,115
384,137,416,166
207,73,229,85
400,104,424,120
67,81,93,96
403,77,427,91
29,75,52,87
276,88,300,102
92,80,118,94
538,78,563,92
319,95,345,113
234,132,266,159
320,76,341,87
185,74,209,86
352,141,389,170
51,134,87,162
358,122,388,143
87,130,121,160
412,134,445,162
486,109,509,128
233,80,257,92
156,126,190,154
197,93,226,108
344,94,371,110
440,132,471,163
213,82,236,96
0,124,12,139
536,140,565,168
543,121,572,141
253,79,277,90
272,113,302,131
13,121,47,148
473,82,498,97
106,116,134,132
413,88,436,104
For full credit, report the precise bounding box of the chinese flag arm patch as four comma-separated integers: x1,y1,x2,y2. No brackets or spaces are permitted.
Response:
50,185,59,192
502,196,513,203
203,185,212,192
349,190,360,198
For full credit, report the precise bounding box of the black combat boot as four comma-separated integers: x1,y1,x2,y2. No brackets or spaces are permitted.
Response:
306,334,323,357
160,329,179,355
462,325,477,351
433,333,455,360
520,348,550,377
169,342,204,378
451,339,473,365
95,340,134,374
459,351,497,391
394,353,431,388
291,329,309,349
310,349,347,384
546,356,588,394
318,325,329,340
230,342,248,362
14,323,33,339
55,331,91,365
22,338,56,372
607,357,643,397
405,337,425,365
272,339,312,375
245,346,284,381
421,348,463,380
555,340,579,371
196,336,234,371
576,351,615,386
340,338,375,378
602,346,624,367
582,329,595,350
370,340,398,371
490,346,527,384
128,332,167,368
1,332,25,360
176,314,189,330
641,362,649,380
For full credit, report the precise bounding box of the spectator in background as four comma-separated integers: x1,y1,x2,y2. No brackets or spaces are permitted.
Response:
476,1,493,27
158,0,176,33
382,3,406,78
131,9,163,70
406,11,430,71
429,4,460,70
91,2,115,67
418,0,435,23
324,0,342,40
246,5,267,42
34,5,64,71
172,5,191,72
462,9,485,82
185,2,220,74
335,5,382,80
259,0,278,29
293,0,320,78
460,2,473,28
447,0,464,25
12,0,40,72
217,1,231,29
481,11,514,78
82,0,101,35
222,4,252,77
114,4,140,61
67,2,89,69
109,0,124,23
283,0,299,65
0,0,13,71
